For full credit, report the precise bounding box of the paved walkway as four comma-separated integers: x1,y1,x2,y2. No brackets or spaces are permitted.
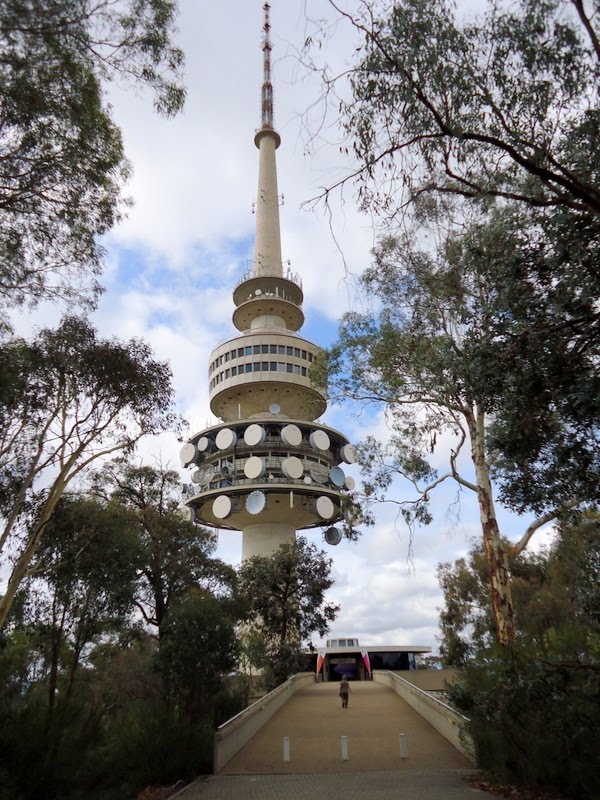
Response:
173,770,488,799
222,681,469,773
173,682,489,799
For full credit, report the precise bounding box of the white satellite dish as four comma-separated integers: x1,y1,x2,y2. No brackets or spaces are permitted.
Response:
324,526,342,546
196,464,216,487
255,288,263,295
340,444,357,464
345,476,356,491
309,430,330,451
281,424,302,447
179,442,197,467
246,490,266,515
244,424,266,446
244,456,266,480
269,402,281,415
282,456,303,480
329,466,346,487
303,476,312,484
212,495,233,520
184,506,196,522
197,436,211,452
316,495,335,519
216,428,237,450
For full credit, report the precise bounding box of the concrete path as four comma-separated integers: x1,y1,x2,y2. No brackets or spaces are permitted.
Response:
221,681,470,774
173,770,488,800
173,682,489,799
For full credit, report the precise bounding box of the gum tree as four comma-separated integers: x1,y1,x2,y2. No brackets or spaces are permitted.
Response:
324,216,584,646
239,538,339,687
0,0,185,320
0,316,177,629
90,459,236,636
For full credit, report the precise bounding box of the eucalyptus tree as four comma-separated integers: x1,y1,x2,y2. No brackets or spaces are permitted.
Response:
305,0,600,645
0,316,177,629
324,212,591,646
318,0,599,217
90,458,236,635
439,514,600,798
0,0,185,319
239,538,339,687
438,512,600,666
16,496,140,713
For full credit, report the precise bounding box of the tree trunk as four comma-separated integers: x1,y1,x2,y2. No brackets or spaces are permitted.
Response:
469,406,516,646
0,479,65,630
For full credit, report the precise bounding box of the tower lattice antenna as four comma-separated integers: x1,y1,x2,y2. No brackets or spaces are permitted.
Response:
261,2,274,129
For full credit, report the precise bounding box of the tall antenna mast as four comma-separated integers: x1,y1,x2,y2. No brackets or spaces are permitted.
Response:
261,2,274,129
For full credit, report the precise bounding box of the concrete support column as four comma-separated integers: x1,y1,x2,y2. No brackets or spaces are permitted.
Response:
242,522,295,560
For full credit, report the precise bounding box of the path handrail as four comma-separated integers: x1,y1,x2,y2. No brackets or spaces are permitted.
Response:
214,672,314,772
373,669,475,763
379,670,470,721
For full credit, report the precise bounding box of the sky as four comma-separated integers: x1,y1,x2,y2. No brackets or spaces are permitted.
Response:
11,0,556,652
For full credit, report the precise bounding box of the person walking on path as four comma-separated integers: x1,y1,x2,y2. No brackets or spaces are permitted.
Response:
339,676,352,708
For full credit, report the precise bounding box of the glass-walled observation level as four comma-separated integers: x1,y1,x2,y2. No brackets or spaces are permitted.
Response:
179,418,357,532
208,332,327,421
232,269,304,332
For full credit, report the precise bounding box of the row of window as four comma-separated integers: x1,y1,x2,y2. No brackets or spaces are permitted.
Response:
210,344,315,374
210,361,309,389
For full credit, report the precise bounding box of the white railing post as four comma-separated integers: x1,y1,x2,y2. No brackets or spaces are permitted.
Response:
341,735,349,761
283,736,290,762
399,733,408,759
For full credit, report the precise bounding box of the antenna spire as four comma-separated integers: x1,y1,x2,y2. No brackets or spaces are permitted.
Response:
261,2,274,129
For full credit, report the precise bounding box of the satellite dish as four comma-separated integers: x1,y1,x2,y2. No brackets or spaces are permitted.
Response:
212,495,233,520
269,402,281,415
246,490,266,515
345,476,356,491
216,428,237,450
281,424,302,447
340,444,357,464
303,476,312,484
244,456,266,480
196,464,216,487
329,466,346,487
244,424,266,446
316,495,335,519
255,288,263,295
309,430,330,451
282,456,303,480
324,526,343,546
183,506,196,523
310,464,328,484
179,442,197,467
197,436,211,453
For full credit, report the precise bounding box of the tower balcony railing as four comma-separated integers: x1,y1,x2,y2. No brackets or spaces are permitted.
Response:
235,262,303,291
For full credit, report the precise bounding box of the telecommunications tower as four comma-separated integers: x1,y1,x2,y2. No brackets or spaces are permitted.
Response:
179,3,356,560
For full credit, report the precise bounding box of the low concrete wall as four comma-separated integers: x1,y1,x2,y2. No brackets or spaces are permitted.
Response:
373,670,475,764
393,668,461,692
213,672,315,773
